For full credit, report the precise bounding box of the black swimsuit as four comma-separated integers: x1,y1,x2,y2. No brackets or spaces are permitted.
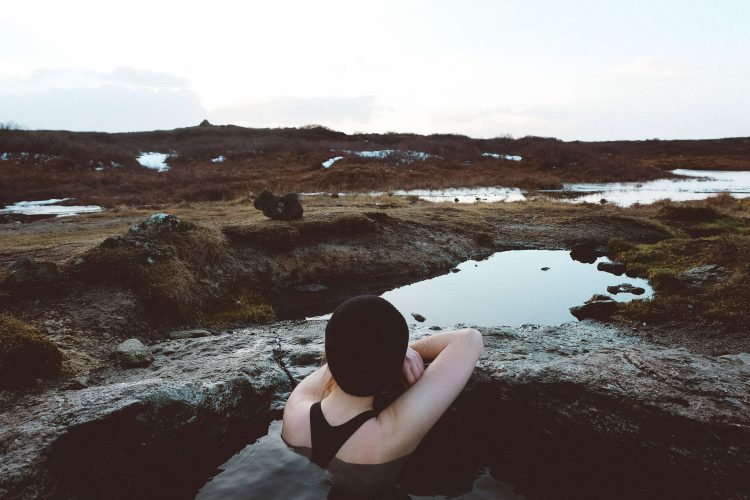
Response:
310,401,376,468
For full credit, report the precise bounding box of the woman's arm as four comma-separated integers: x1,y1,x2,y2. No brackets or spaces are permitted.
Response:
379,328,484,457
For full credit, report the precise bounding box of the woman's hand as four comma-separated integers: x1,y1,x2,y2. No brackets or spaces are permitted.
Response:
402,347,425,387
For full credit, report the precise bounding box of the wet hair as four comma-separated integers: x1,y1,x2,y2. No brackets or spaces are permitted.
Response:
325,295,408,397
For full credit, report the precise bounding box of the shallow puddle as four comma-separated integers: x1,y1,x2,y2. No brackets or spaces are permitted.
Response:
304,169,750,206
559,169,750,206
197,420,524,500
309,250,651,328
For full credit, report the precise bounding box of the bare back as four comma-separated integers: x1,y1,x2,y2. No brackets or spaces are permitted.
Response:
282,328,484,465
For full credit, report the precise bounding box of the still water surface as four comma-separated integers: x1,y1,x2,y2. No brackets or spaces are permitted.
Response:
310,250,651,328
560,169,750,206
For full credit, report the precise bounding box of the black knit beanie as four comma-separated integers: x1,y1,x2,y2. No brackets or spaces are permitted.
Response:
325,295,408,397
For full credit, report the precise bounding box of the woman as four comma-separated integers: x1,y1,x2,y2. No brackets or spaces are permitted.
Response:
282,295,484,494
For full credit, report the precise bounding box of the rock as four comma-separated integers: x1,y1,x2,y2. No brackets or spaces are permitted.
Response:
449,268,461,273
677,265,726,287
597,261,626,275
1,322,748,499
607,283,646,295
570,295,618,321
719,352,750,365
113,339,153,367
569,240,604,264
586,294,612,303
168,329,211,340
293,284,328,293
1,257,61,290
429,326,442,331
199,119,212,127
411,313,426,322
454,198,459,203
253,191,303,221
0,329,289,499
130,213,193,236
541,267,550,271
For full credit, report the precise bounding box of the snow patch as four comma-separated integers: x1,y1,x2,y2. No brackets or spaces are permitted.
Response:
0,198,103,217
322,156,344,169
211,155,226,163
482,153,522,161
348,150,437,161
137,152,171,172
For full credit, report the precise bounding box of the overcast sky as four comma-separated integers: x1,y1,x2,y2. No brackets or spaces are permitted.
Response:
1,0,748,140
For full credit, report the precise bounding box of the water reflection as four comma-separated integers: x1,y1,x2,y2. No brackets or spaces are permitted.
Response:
309,250,651,328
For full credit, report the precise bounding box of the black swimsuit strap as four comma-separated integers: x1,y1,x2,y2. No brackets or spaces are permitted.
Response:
310,401,376,468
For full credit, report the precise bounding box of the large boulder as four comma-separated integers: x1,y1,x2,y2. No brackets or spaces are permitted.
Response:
252,191,303,221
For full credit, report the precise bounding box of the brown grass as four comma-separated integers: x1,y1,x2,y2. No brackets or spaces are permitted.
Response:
4,125,746,208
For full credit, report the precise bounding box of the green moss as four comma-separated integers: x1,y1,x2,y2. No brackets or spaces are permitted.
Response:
612,223,750,332
0,314,62,389
208,293,276,327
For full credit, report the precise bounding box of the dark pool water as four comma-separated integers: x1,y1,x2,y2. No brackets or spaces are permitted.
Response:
197,421,525,500
310,250,651,329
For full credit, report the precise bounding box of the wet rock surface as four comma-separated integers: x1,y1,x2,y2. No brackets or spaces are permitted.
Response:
606,283,646,295
597,261,626,275
1,321,748,499
569,294,618,321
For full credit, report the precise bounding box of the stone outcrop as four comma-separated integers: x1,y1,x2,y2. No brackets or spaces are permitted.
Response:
252,191,304,221
597,261,626,275
569,294,618,321
1,321,748,498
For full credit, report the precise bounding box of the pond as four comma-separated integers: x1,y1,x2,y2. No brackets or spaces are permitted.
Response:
308,250,651,329
197,420,525,500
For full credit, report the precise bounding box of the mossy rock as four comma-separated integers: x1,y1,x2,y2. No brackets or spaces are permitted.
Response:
0,314,62,389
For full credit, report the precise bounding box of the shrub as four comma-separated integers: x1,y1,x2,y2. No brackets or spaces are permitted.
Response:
0,314,62,389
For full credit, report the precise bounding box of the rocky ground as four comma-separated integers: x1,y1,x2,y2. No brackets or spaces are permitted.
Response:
1,195,749,498
1,322,748,499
